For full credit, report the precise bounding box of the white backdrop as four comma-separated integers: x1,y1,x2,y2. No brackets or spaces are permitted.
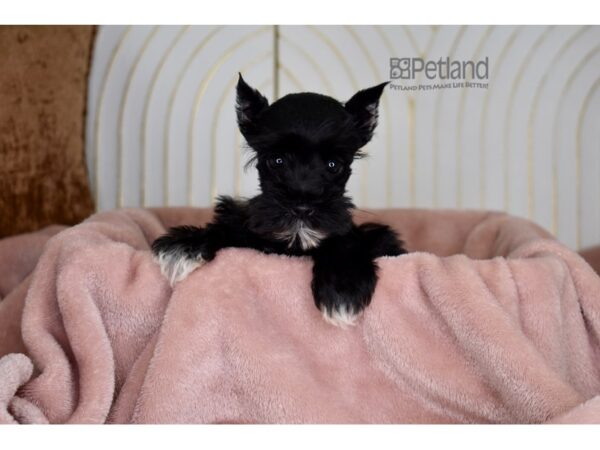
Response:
86,25,600,250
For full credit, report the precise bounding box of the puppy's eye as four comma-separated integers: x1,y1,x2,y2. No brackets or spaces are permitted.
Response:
326,159,341,173
268,156,285,169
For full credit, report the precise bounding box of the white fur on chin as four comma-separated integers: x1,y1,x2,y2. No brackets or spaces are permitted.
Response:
154,251,204,286
321,305,359,329
275,221,325,250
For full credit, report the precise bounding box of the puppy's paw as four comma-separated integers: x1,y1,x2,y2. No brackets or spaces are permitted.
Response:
153,250,204,286
151,226,208,286
311,262,377,329
320,303,360,328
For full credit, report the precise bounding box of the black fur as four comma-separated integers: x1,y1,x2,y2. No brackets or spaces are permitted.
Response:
152,74,407,325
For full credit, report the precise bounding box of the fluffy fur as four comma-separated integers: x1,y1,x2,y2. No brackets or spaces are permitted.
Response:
152,74,407,326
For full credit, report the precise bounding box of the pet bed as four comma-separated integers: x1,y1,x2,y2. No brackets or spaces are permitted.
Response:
1,207,600,424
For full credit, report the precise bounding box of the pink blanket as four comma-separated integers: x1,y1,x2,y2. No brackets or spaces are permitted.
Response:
1,207,600,424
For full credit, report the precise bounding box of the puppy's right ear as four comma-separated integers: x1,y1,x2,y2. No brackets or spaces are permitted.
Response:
236,73,269,138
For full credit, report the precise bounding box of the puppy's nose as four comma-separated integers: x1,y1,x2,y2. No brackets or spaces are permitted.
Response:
292,205,314,218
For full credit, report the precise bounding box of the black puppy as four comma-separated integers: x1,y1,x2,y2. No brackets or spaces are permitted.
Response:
152,74,406,327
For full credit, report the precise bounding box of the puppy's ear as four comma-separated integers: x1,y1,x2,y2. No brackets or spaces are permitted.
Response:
236,73,269,138
344,82,388,147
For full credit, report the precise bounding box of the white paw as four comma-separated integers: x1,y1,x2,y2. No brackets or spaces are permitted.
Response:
321,304,360,329
154,250,204,286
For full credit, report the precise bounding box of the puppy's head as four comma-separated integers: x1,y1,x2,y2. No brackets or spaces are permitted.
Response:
236,74,387,248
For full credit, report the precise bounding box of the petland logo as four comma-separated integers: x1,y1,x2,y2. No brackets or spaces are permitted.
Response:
389,57,490,91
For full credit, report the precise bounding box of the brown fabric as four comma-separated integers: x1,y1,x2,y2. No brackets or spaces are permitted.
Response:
0,25,95,238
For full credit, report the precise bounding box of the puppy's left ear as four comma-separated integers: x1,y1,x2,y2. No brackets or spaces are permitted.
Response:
344,82,389,147
236,73,269,139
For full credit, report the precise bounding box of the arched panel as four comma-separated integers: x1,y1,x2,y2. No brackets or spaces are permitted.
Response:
87,25,600,250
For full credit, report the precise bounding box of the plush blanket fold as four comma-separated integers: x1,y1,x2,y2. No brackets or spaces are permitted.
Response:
1,207,600,424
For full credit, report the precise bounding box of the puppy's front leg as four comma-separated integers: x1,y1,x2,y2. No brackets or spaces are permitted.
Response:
151,225,207,286
151,223,230,286
312,233,377,328
311,224,405,328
